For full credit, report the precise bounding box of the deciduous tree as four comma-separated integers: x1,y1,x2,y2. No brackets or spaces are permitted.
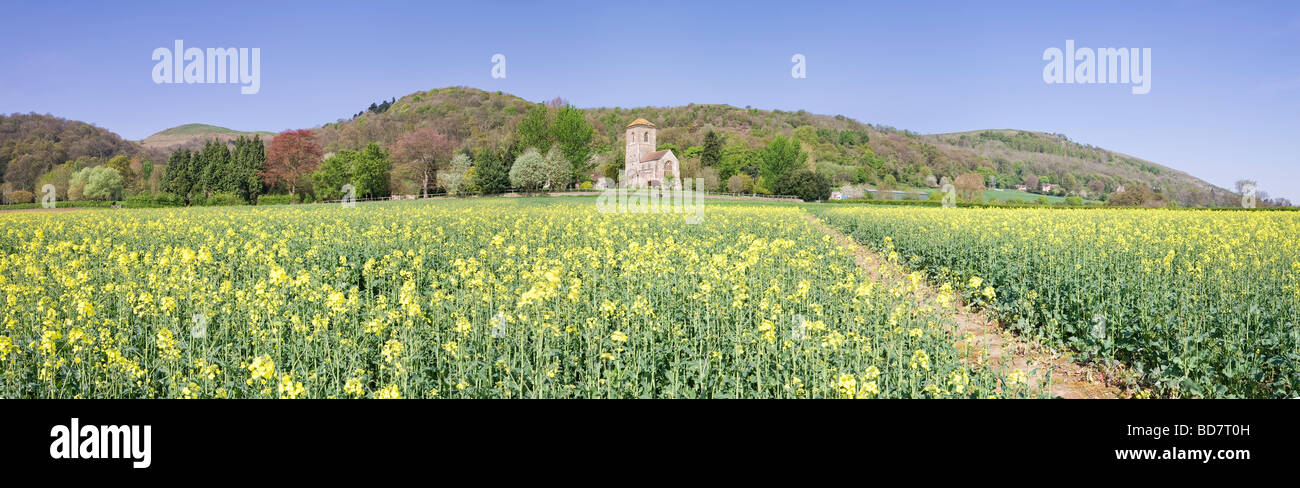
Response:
392,128,455,198
759,135,807,183
954,172,985,202
552,105,593,186
264,130,322,196
509,147,547,192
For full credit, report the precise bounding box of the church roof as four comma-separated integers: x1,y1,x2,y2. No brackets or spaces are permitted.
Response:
626,118,655,128
640,150,670,162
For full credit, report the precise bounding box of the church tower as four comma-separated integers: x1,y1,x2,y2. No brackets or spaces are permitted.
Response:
624,118,656,176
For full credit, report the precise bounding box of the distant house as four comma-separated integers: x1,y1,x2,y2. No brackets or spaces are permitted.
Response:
1041,183,1058,192
1014,185,1028,191
830,191,846,200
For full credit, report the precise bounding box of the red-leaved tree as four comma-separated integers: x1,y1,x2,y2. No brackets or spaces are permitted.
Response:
263,129,322,196
391,128,456,198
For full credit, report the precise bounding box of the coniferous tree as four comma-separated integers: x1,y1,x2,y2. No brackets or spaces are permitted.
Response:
230,135,266,203
162,148,194,201
473,147,510,194
701,130,723,167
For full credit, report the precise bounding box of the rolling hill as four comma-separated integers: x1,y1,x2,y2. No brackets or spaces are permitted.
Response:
0,113,144,193
139,123,275,154
309,86,1232,204
2,87,1239,206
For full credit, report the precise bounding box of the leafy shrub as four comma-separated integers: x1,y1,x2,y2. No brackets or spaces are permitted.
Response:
69,166,124,201
203,192,247,207
774,169,831,202
8,190,35,204
125,193,185,208
257,194,294,206
509,148,548,192
726,174,753,193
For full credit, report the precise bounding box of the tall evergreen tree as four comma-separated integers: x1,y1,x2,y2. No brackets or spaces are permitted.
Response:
702,130,723,167
473,147,510,194
162,148,194,201
231,136,266,203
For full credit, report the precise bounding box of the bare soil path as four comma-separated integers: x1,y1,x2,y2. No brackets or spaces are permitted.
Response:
806,213,1122,399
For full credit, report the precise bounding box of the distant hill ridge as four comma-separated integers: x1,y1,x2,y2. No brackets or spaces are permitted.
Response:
140,123,274,153
308,86,1231,204
2,87,1237,206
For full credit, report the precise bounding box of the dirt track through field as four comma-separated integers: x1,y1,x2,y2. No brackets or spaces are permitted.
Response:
806,212,1121,399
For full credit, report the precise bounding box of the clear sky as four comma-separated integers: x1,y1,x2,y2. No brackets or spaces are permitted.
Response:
2,1,1297,200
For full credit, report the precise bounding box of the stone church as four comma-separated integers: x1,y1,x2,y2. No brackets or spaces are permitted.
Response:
623,118,679,188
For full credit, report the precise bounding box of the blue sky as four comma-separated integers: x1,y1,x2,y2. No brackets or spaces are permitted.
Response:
2,1,1297,200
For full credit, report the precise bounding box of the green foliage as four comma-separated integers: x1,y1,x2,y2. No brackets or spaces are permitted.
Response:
718,141,759,182
161,149,195,201
838,130,868,146
509,148,547,192
759,135,808,183
160,136,265,205
230,136,266,202
36,162,75,200
440,153,474,195
69,166,124,201
774,169,831,202
311,152,352,201
542,145,572,190
552,105,594,186
201,192,246,206
516,105,550,159
125,193,185,208
472,147,510,194
351,143,390,198
256,194,295,206
106,155,135,184
311,142,390,200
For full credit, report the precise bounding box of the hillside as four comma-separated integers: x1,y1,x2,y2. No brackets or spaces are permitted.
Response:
922,130,1232,205
1,87,1239,206
140,123,275,154
0,113,143,193
311,86,1231,205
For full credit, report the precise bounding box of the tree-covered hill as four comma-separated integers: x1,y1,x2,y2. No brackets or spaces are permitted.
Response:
0,87,1247,206
0,113,142,194
308,86,1232,204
